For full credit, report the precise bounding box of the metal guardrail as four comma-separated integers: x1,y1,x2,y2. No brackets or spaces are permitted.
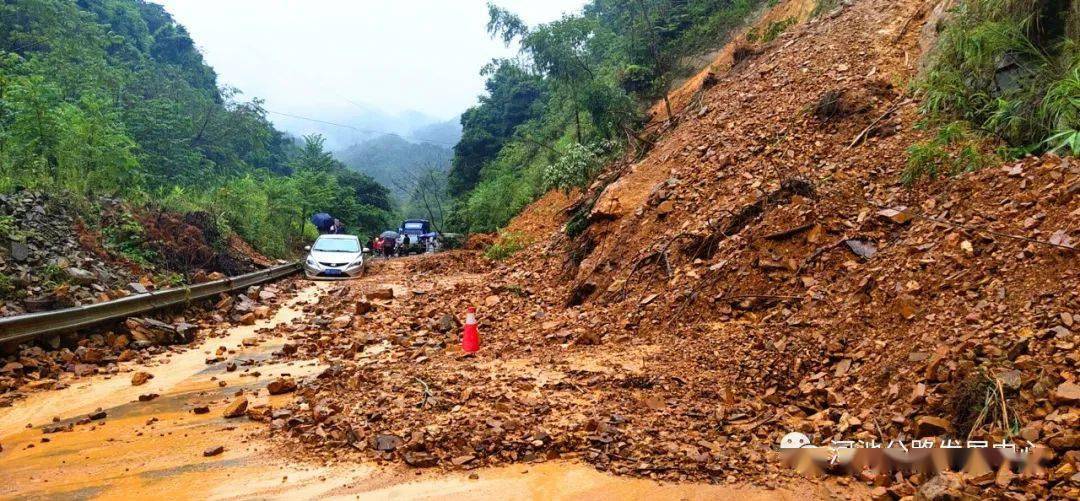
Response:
0,262,302,345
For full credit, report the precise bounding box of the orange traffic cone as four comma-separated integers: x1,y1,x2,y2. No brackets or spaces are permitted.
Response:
461,306,479,353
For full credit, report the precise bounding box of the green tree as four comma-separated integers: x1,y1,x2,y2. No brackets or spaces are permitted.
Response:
450,59,547,195
55,93,140,195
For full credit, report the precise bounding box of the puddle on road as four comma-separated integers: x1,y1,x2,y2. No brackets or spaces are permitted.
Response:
0,283,328,498
0,279,835,500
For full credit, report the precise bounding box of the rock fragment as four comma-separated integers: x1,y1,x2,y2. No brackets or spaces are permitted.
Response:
131,371,153,386
267,378,297,395
223,397,248,418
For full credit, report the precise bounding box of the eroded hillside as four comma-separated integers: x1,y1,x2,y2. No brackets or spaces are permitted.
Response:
247,0,1078,498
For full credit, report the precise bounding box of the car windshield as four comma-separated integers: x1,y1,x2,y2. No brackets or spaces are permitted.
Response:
312,238,359,253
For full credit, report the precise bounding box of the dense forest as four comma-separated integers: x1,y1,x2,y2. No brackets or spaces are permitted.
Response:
0,0,393,257
446,0,1079,232
337,133,453,231
337,134,452,202
446,0,771,232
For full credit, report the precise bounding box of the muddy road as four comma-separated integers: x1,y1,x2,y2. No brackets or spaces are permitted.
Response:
0,255,839,500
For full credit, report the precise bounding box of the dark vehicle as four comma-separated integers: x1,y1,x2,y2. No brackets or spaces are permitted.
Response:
379,230,399,258
396,219,437,255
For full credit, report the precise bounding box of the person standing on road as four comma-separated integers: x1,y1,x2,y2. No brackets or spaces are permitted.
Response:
382,235,396,258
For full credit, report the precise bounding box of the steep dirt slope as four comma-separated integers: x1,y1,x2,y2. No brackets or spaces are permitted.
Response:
648,0,821,123
251,0,1076,498
507,0,1078,493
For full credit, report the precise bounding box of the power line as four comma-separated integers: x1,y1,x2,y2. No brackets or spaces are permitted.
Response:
264,109,457,147
228,41,458,148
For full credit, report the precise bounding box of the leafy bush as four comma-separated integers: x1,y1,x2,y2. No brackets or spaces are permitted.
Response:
462,165,543,233
484,232,528,260
748,17,796,43
0,214,25,242
0,273,14,297
917,0,1079,156
103,210,158,266
0,2,395,259
810,0,841,19
40,263,65,288
542,141,610,194
449,1,769,234
1042,64,1080,154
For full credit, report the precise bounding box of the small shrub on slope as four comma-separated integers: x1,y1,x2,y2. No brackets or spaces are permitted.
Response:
917,0,1080,157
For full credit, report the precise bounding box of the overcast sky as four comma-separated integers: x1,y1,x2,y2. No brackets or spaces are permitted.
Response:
152,0,586,134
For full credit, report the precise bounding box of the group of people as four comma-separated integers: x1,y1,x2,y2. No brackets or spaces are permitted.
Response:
368,233,418,258
311,213,346,235
311,213,434,258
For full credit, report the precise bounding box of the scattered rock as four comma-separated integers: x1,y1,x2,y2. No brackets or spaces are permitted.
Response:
372,434,403,451
435,314,459,333
403,451,438,468
1051,382,1080,404
329,315,352,329
223,397,248,418
65,267,97,285
876,207,912,224
127,282,149,295
130,371,153,386
914,416,952,437
844,239,877,258
267,378,297,395
368,287,394,301
10,241,29,262
915,471,964,501
452,454,476,466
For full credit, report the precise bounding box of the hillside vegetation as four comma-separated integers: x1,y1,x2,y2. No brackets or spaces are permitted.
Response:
0,0,393,257
447,0,771,232
910,0,1079,183
337,135,451,199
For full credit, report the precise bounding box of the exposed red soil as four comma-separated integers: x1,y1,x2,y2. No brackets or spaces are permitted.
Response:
258,0,1078,498
137,209,272,277
501,190,577,242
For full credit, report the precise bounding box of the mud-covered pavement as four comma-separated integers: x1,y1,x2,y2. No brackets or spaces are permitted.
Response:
0,256,842,499
0,285,331,498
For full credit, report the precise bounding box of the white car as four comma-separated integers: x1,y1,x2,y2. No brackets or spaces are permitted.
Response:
303,234,368,279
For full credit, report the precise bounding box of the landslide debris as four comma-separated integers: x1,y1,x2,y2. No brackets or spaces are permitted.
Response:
0,190,271,318
0,279,301,406
256,0,1077,498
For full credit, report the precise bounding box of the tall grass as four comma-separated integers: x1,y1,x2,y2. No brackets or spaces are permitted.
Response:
917,0,1080,157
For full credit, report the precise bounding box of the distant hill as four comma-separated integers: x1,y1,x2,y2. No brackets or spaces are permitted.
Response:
272,107,448,151
410,118,462,146
335,134,452,201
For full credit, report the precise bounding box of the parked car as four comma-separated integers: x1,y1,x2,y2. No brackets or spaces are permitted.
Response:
396,219,438,255
303,234,368,279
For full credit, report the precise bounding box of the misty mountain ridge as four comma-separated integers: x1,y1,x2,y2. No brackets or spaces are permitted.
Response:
271,105,461,151
335,134,453,203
